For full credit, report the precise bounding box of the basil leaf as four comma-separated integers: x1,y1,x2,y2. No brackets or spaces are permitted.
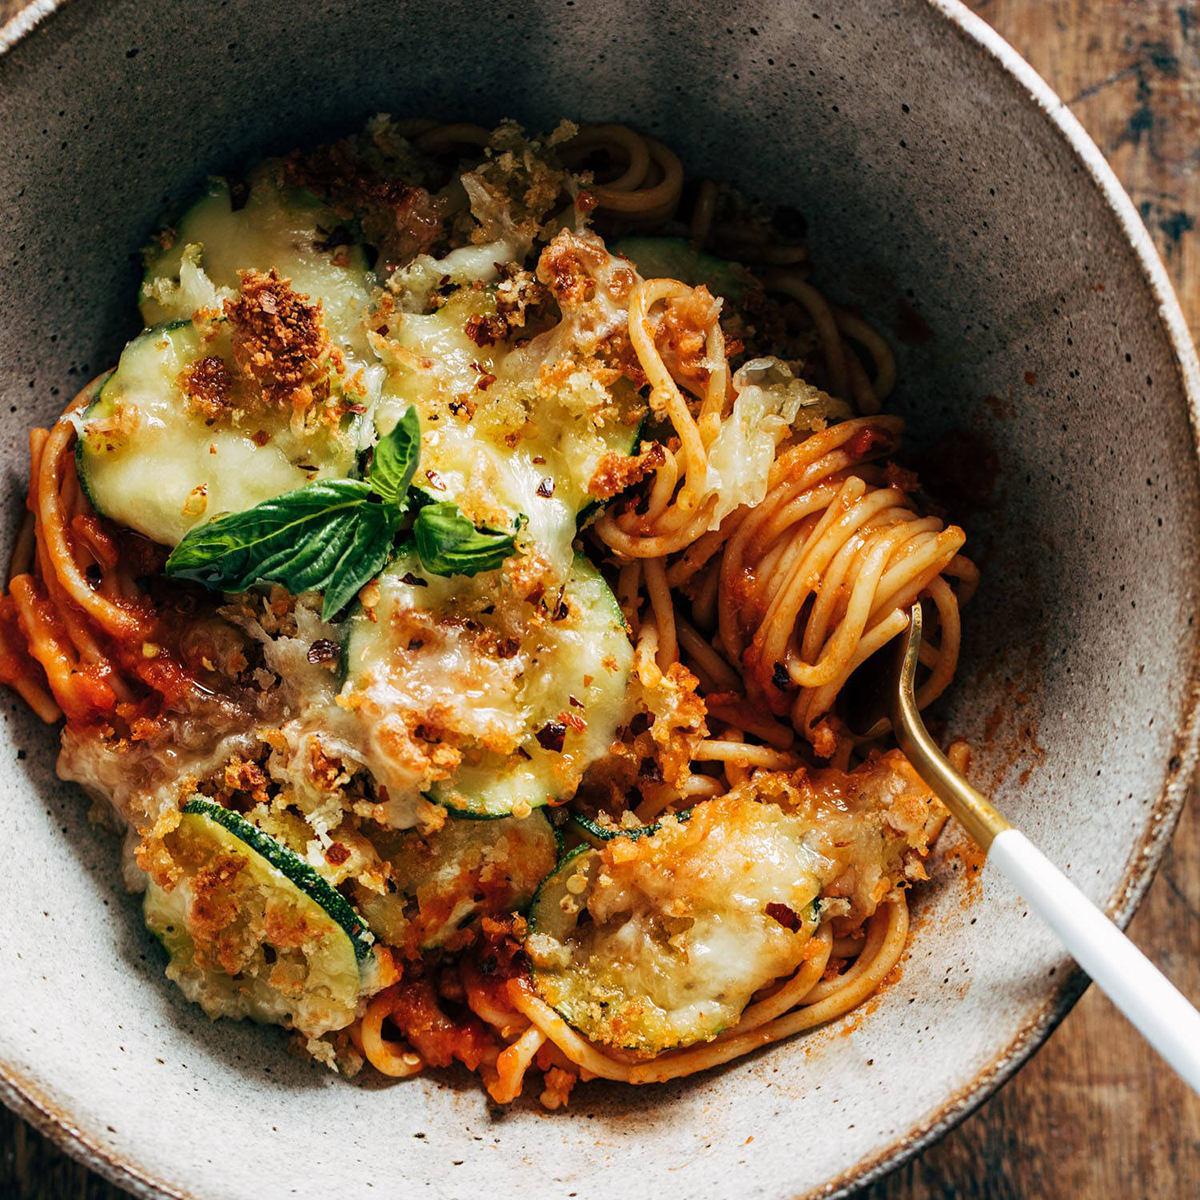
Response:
164,479,401,617
164,406,424,612
369,407,420,505
318,501,403,619
413,501,517,577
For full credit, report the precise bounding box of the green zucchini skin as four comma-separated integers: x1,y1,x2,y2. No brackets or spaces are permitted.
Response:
567,807,692,847
181,797,373,961
447,803,564,861
574,411,648,529
71,366,123,515
526,842,591,937
141,797,377,1039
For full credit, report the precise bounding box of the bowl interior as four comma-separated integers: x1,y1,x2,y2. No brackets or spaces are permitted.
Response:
0,1,1197,1198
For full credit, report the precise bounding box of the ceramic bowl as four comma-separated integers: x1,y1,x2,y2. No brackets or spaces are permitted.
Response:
1,1,1197,1197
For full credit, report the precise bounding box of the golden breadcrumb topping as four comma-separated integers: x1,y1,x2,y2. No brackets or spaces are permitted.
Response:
223,269,347,428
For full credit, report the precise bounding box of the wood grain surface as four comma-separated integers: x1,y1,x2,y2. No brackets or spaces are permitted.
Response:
1,1,1198,1197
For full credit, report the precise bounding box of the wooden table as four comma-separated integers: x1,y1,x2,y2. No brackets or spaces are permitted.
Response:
1,1,1198,1197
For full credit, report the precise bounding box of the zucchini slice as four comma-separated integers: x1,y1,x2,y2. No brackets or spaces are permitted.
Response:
526,796,827,1056
74,321,360,546
610,237,752,300
353,810,559,955
342,552,633,817
568,808,691,847
374,282,643,579
142,797,374,1039
140,169,378,367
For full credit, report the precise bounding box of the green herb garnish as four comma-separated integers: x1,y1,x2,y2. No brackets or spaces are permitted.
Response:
164,408,518,612
412,501,518,577
364,406,420,505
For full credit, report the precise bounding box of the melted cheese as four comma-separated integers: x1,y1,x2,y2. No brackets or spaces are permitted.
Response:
343,553,634,817
141,168,381,380
529,797,826,1054
530,754,946,1054
76,322,359,545
374,231,645,582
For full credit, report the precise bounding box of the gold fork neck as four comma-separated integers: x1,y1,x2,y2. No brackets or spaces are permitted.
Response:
894,606,1012,850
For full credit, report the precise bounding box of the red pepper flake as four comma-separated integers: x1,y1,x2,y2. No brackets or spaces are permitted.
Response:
465,312,507,347
536,477,555,498
766,902,801,931
560,708,587,733
251,429,271,447
628,711,652,735
1023,370,1037,386
347,403,368,415
575,190,598,214
400,572,428,587
568,695,583,708
638,756,664,782
425,469,447,491
475,372,496,391
325,842,351,866
515,746,532,760
772,662,795,692
535,721,566,753
552,596,570,621
307,639,340,665
495,637,521,659
532,455,546,465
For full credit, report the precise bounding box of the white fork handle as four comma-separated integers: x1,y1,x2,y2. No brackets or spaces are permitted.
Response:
989,828,1200,1094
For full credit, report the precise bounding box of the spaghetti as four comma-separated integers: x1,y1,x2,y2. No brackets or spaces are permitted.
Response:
0,118,973,1107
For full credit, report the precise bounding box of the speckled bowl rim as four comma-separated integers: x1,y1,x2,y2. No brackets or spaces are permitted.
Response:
1,1,1198,1197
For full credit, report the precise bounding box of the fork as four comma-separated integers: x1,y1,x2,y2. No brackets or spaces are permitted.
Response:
850,603,1200,1094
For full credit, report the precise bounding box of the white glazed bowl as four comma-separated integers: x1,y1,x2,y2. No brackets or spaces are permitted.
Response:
1,2,1198,1198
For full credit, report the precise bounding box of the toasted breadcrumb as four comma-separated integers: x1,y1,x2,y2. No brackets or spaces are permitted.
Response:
588,441,667,500
223,269,346,431
178,355,234,420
